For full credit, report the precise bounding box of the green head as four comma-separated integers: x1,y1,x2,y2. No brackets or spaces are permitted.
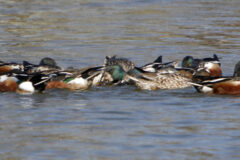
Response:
105,65,126,81
182,56,194,68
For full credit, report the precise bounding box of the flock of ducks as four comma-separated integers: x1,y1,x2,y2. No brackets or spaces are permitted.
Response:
0,54,240,95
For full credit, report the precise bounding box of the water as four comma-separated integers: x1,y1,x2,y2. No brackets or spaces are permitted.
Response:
1,0,240,159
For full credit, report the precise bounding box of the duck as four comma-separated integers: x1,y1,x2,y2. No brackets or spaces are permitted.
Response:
0,62,24,74
96,56,136,85
182,54,222,77
140,55,178,72
195,61,222,77
104,56,135,72
104,63,194,90
100,56,194,89
0,74,19,92
99,55,171,85
36,65,103,91
182,54,220,69
62,66,103,90
126,66,194,90
23,57,62,74
192,61,240,95
0,70,35,94
0,57,61,75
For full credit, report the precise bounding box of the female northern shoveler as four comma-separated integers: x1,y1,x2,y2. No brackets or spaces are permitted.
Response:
126,66,193,90
104,63,193,90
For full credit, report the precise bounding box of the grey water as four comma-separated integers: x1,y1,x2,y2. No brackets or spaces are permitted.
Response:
0,0,240,159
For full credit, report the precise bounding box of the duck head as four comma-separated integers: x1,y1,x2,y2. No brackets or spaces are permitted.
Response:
233,61,240,77
105,65,126,82
39,57,57,67
182,56,199,68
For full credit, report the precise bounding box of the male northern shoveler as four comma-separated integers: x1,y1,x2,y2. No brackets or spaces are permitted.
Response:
195,61,222,77
0,65,102,93
0,69,65,93
192,61,240,95
182,54,220,69
40,66,103,91
182,54,222,77
192,77,240,95
0,72,35,94
24,57,62,74
0,75,19,92
0,57,60,75
140,55,178,72
95,56,136,85
0,62,24,74
17,81,35,94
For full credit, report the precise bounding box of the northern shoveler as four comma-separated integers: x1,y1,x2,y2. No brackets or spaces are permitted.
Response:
96,56,136,85
39,66,103,91
0,72,35,94
182,54,222,77
140,55,178,72
126,66,193,90
0,75,19,92
182,54,220,69
104,63,193,90
0,62,24,74
192,61,240,95
195,61,222,77
0,57,60,75
192,77,240,94
24,57,62,74
104,56,135,72
17,81,35,94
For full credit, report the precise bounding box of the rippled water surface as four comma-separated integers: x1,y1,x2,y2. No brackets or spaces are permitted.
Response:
1,0,240,159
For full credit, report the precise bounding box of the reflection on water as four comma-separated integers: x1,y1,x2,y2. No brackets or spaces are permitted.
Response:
1,0,240,159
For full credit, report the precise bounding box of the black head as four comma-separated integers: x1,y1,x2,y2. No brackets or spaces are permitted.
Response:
39,57,57,67
233,61,240,77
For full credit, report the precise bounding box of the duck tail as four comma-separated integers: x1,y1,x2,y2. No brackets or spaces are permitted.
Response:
153,55,162,63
